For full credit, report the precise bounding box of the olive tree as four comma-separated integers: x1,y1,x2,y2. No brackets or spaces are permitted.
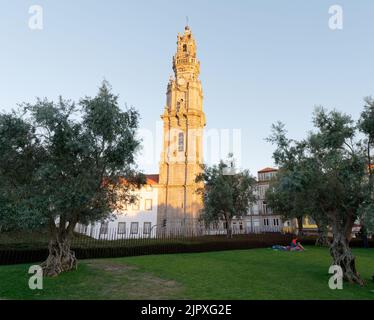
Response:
195,155,257,238
358,97,374,234
0,81,145,276
266,107,370,285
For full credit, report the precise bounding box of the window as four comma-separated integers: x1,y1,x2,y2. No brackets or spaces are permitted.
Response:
162,219,167,228
132,202,140,211
178,132,184,152
183,44,187,52
143,222,151,235
145,199,153,211
118,222,126,235
273,219,279,226
264,219,269,226
130,222,139,235
232,222,237,231
262,203,268,215
100,222,108,235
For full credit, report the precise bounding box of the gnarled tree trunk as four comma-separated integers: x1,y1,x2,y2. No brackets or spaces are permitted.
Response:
41,219,77,277
329,215,364,286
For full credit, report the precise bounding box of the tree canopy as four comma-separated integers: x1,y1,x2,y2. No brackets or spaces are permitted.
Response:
266,106,373,285
358,97,374,233
0,81,145,276
196,155,257,238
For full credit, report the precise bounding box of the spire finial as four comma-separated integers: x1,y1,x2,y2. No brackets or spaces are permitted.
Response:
185,16,190,30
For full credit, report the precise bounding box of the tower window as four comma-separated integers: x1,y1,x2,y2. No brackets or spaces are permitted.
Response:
183,44,187,52
196,136,200,160
178,132,184,152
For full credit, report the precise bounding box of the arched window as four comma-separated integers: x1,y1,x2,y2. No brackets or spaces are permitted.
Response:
178,132,184,152
183,44,187,52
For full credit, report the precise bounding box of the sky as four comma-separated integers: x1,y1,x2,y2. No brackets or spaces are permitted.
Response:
1,0,373,175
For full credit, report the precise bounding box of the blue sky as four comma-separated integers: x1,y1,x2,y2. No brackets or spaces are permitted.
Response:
1,0,373,175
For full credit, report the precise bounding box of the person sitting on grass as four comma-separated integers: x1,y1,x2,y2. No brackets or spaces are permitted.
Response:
290,238,305,251
272,239,305,252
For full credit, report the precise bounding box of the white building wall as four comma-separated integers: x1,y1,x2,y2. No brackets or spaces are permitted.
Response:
76,184,159,239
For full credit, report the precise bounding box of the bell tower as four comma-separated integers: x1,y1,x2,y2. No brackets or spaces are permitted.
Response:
157,26,206,233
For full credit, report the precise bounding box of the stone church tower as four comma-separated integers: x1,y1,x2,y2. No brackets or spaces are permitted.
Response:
157,26,206,234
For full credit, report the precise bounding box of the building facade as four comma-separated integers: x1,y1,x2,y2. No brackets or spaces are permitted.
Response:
243,167,319,235
76,175,160,239
76,27,312,239
76,26,206,238
247,167,283,232
227,168,284,234
157,26,206,234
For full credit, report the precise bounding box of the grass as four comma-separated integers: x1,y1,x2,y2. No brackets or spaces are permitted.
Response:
0,247,373,300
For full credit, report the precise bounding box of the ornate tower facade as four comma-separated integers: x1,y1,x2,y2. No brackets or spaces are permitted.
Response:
157,26,206,233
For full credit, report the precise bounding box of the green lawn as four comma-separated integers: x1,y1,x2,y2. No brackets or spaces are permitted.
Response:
0,247,373,300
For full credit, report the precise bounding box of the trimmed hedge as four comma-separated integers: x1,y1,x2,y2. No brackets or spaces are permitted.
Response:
0,234,372,266
0,234,293,265
298,236,374,248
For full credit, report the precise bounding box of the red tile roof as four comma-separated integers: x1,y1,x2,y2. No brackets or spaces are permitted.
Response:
146,174,159,185
258,167,278,173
